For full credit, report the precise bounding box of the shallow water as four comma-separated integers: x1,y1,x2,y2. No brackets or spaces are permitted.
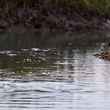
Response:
0,31,110,110
0,45,110,110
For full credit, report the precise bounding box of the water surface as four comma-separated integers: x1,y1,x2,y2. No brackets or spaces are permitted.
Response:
0,32,110,110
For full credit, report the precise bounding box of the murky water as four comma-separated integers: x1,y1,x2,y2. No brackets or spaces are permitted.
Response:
0,32,110,110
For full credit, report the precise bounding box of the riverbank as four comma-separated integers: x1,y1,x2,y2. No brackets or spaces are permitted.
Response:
0,0,110,33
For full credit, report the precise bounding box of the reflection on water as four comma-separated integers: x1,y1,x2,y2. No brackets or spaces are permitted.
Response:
0,31,109,49
0,31,110,110
0,45,110,110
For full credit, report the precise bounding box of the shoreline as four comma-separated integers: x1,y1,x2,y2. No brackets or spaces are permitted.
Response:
0,18,109,33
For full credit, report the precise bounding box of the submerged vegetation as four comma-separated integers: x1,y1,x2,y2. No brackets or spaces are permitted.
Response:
0,0,110,32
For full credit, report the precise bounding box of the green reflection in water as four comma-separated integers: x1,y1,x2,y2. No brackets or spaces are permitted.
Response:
0,49,58,77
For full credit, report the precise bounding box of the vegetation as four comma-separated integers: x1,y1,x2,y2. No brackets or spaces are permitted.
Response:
0,0,110,14
0,0,110,31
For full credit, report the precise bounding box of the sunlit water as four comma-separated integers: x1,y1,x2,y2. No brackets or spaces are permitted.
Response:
0,45,110,110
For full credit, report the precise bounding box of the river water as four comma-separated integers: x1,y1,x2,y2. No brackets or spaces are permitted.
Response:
0,32,110,110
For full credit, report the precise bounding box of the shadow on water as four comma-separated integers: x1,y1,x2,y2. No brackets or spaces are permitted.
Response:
0,31,110,49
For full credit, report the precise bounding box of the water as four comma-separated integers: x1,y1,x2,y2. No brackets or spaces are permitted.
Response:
0,32,110,110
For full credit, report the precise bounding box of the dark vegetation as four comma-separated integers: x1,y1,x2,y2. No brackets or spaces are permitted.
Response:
0,0,110,32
